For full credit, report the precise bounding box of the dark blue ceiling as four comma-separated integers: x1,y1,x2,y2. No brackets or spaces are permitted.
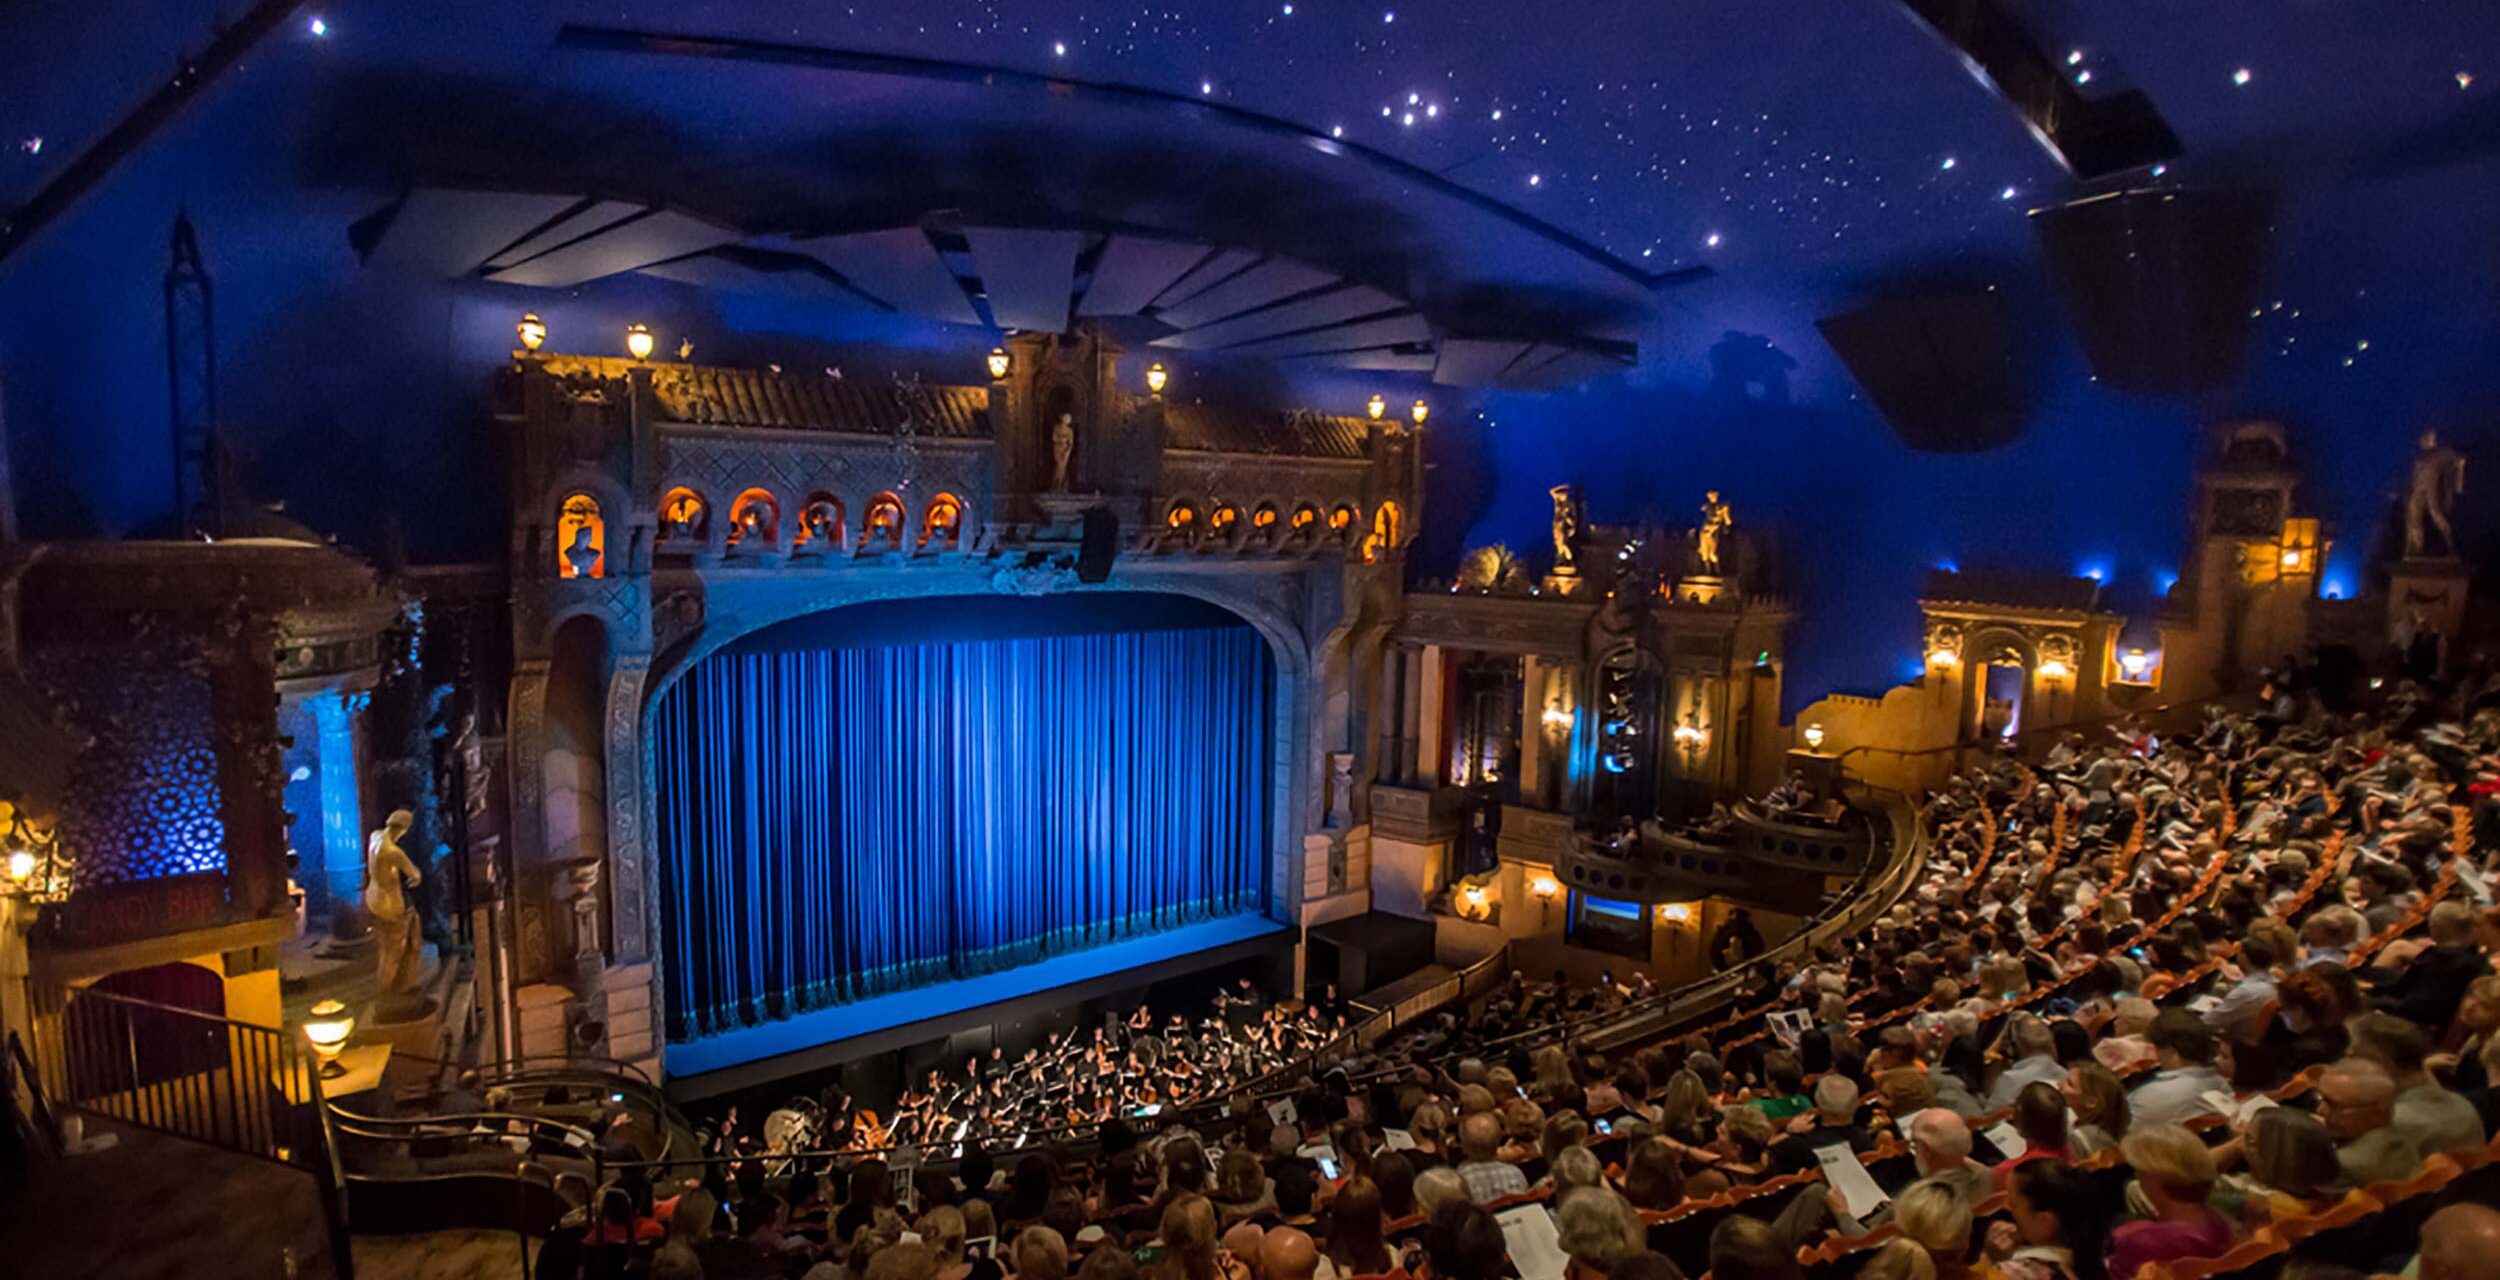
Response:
1,0,2495,701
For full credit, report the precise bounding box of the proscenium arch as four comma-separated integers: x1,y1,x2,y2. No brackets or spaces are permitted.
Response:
630,572,1321,951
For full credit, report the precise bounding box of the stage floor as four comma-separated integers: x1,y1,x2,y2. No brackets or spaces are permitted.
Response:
666,914,1291,1090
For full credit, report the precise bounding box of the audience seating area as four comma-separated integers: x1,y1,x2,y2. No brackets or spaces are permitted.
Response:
549,669,2500,1280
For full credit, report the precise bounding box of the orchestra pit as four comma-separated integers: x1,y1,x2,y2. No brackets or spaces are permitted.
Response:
4,3,2500,1278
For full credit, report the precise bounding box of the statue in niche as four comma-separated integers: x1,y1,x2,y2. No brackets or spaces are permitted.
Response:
562,525,601,579
1695,490,1733,574
2405,429,2467,559
1549,484,1583,574
365,809,424,1000
1048,413,1077,493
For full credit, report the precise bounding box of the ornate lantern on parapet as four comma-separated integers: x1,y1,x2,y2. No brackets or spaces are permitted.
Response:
1925,622,1964,674
0,802,71,906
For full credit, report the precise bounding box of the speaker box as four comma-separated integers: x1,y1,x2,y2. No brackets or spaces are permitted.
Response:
2031,188,2273,396
1817,290,2030,453
1077,506,1118,582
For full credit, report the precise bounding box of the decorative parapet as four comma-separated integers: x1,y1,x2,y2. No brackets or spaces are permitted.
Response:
1371,784,1463,843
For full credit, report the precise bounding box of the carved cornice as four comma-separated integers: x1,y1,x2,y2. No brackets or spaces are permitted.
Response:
1395,595,1597,656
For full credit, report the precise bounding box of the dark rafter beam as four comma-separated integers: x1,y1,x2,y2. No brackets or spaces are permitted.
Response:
0,0,306,265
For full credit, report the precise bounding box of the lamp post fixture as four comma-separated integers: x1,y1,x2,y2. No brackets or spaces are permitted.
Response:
1366,393,1385,421
517,313,546,353
1145,362,1168,395
302,999,356,1079
987,347,1012,380
624,324,655,362
1802,722,1826,751
0,811,70,907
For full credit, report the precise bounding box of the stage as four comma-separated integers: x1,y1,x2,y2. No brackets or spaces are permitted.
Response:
665,913,1293,1100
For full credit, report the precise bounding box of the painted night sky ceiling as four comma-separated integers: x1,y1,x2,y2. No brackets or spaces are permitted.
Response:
1,0,2496,700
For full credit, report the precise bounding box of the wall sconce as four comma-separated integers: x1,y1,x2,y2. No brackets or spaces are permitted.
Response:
2278,547,2302,570
1367,393,1386,421
2036,658,2073,683
1530,875,1559,900
302,999,356,1079
517,313,546,353
2115,647,2161,687
1660,903,1693,924
1802,722,1826,751
1145,361,1168,394
624,323,655,362
1672,720,1707,753
1928,647,1959,670
0,809,71,906
987,347,1012,380
1460,883,1490,918
1411,399,1430,426
1541,704,1574,734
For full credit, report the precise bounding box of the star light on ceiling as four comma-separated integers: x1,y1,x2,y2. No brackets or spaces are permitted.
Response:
307,15,328,36
1939,156,1957,170
2461,72,2476,89
1527,173,1542,186
17,137,39,155
1052,41,1066,57
2233,67,2254,86
1705,232,1722,247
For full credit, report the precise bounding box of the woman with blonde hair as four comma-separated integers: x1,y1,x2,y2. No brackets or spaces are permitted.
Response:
1407,1102,1451,1160
1655,1070,1716,1146
918,1205,978,1280
2059,1062,2128,1160
1147,1194,1249,1280
1893,1179,1975,1280
1531,1044,1575,1096
1856,1238,1938,1280
2105,1125,2234,1280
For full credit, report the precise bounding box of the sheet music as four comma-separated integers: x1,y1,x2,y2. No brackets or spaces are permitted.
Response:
1496,1204,1568,1280
1267,1098,1298,1128
2457,859,2494,904
1382,1128,1417,1150
1817,1143,1891,1217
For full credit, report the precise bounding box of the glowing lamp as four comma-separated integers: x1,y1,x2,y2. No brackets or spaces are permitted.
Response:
303,1000,356,1079
517,313,546,353
1802,723,1826,751
987,347,1012,380
1672,722,1707,749
1145,362,1169,394
2119,648,2153,680
2036,658,2073,682
1461,884,1488,908
1541,705,1574,732
1530,876,1559,900
2279,547,2302,569
1367,393,1386,421
1411,399,1429,426
4,850,31,883
1661,903,1693,924
624,324,654,362
1928,647,1959,669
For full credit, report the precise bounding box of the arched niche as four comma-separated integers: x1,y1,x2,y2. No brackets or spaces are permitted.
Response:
1328,502,1361,534
922,492,965,550
864,492,906,549
1363,500,1404,563
556,492,607,579
795,493,845,550
543,614,614,956
660,487,709,549
728,489,781,550
1289,503,1321,535
1166,500,1201,530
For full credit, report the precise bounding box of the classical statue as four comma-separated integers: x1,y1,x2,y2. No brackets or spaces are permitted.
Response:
562,525,601,578
365,809,424,1000
2405,429,2466,559
1549,484,1582,574
1695,490,1733,574
1048,413,1077,493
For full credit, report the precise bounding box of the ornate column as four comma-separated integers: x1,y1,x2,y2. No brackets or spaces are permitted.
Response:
308,690,372,941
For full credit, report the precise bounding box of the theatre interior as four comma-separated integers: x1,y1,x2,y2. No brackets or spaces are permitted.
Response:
4,3,2500,1278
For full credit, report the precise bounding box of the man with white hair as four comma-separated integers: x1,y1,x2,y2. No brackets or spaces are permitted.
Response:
1772,1107,1985,1246
1554,1188,1646,1280
1770,1074,1871,1174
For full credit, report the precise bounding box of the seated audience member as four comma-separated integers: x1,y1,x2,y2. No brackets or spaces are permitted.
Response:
1011,1227,1071,1280
1992,1083,2071,1184
919,1207,981,1280
1411,1167,1468,1222
1707,1217,1805,1280
2090,998,2160,1073
1777,1107,1984,1245
1620,1137,1686,1212
2316,1058,2427,1186
1258,1226,1323,1280
2218,1108,2342,1226
1771,1074,1873,1175
2416,1205,2500,1280
2126,1010,2229,1130
1983,1160,2109,1280
1749,1051,1812,1120
2346,1010,2489,1155
1149,1195,1249,1280
1892,1179,1978,1280
1423,1203,1510,1280
1985,1016,2065,1111
2368,901,2485,1030
1324,1177,1394,1277
1214,1150,1275,1227
1555,1188,1647,1280
1853,1240,1936,1280
1548,1145,1605,1197
2105,1125,2235,1280
872,1242,945,1280
1453,1111,1528,1204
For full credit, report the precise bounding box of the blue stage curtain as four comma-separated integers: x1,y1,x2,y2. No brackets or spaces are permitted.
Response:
651,622,1271,1041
